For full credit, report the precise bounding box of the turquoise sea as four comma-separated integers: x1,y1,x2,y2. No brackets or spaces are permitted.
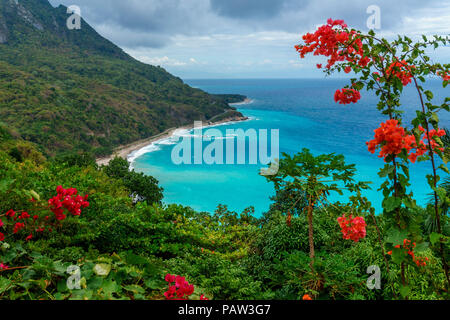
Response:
131,79,450,216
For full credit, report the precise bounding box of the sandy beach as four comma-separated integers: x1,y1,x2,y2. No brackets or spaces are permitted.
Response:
95,113,250,166
229,98,253,106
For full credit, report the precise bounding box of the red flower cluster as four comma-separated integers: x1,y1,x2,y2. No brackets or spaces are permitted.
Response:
385,60,414,86
48,186,89,221
337,214,367,242
437,71,449,82
387,239,429,267
13,222,25,234
295,19,369,104
302,294,313,300
367,120,446,163
295,19,370,70
0,263,8,271
366,120,416,161
164,274,195,300
5,209,15,218
408,126,446,163
334,88,361,104
1,186,89,244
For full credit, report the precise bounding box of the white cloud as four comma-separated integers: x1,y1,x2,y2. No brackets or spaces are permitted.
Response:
131,55,187,67
49,0,450,78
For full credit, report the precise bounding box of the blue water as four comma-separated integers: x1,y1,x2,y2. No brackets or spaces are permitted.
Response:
132,79,449,215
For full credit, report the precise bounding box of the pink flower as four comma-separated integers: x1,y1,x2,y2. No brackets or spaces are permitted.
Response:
164,274,196,300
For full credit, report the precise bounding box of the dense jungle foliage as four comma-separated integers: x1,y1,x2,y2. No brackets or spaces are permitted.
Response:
0,124,448,300
0,1,448,301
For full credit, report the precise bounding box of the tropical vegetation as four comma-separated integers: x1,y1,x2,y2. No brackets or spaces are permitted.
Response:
0,1,448,301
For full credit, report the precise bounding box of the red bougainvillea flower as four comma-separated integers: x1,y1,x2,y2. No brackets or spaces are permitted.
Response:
25,234,33,241
385,60,414,86
164,274,195,300
437,71,449,82
295,19,369,69
408,126,446,163
334,88,361,104
0,219,3,228
48,186,89,221
200,294,209,300
0,263,8,270
19,212,30,220
337,214,366,242
165,273,176,283
5,209,15,217
387,239,429,267
13,222,25,234
164,285,176,300
366,119,416,161
302,294,313,300
0,232,5,242
295,19,371,103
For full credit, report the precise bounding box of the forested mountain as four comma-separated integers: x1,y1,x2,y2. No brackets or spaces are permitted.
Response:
0,0,240,156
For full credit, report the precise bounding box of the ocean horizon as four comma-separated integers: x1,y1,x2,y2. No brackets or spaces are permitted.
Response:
131,78,450,216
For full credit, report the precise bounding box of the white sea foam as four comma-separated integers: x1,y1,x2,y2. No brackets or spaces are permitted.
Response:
229,98,255,106
128,110,255,165
128,143,161,167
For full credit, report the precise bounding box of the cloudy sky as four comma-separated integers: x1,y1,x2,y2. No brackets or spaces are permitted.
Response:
48,0,450,79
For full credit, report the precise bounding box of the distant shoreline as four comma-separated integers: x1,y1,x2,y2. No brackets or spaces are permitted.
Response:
229,98,253,106
96,104,252,166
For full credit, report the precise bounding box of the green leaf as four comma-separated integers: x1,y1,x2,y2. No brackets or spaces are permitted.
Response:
0,179,14,193
378,165,394,178
29,190,40,201
123,285,145,295
391,247,406,264
399,285,411,298
93,263,111,277
144,279,163,290
125,252,149,266
100,280,119,296
430,112,439,125
0,277,12,294
430,232,442,245
414,242,428,253
386,228,408,246
424,90,434,101
383,196,402,212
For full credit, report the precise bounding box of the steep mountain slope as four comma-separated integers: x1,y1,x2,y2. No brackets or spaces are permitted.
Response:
0,0,242,156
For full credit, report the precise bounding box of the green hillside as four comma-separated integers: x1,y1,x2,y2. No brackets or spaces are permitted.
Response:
0,0,240,157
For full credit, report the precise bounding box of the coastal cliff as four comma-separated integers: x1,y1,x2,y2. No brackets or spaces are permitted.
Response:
0,0,244,157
